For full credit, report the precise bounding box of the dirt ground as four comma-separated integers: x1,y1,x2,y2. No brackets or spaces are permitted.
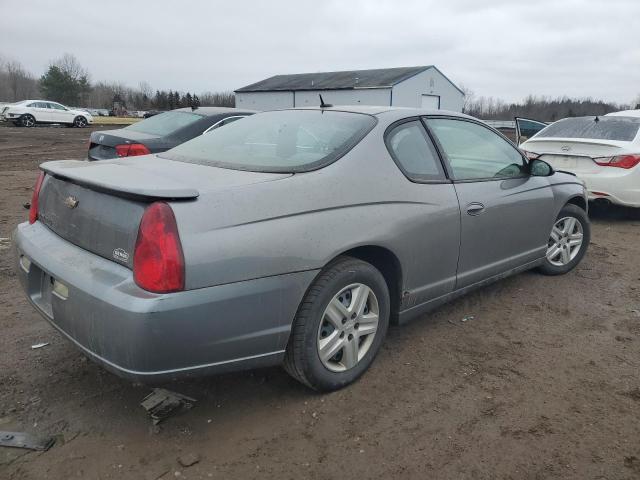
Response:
1,124,639,480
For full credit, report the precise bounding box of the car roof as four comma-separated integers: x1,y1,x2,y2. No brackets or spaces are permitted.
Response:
288,105,475,121
605,109,640,118
174,106,257,116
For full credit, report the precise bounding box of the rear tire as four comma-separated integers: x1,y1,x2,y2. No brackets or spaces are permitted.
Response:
284,256,390,391
538,204,590,275
20,114,35,127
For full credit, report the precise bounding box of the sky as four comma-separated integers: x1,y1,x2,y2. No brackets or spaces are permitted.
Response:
1,0,639,104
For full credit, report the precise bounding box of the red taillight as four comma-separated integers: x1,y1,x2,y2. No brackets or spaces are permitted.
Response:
29,171,45,224
115,143,151,157
594,154,640,169
133,202,185,293
522,150,540,160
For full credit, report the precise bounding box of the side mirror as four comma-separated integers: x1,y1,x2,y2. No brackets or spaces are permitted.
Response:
529,159,554,177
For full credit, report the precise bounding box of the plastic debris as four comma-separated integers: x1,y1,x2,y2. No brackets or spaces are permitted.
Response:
461,315,475,323
0,431,55,451
140,388,196,425
31,342,50,349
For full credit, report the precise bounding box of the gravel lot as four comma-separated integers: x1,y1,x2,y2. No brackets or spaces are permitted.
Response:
1,124,639,480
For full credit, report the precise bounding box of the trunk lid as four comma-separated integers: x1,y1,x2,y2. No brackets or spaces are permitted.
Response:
37,156,291,268
88,129,161,160
522,138,632,174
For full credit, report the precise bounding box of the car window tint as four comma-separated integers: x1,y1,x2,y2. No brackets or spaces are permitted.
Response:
427,118,525,180
125,111,203,136
535,116,640,141
49,103,65,110
161,110,376,173
386,121,445,181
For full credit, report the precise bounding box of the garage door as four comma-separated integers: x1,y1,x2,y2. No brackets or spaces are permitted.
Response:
421,95,440,109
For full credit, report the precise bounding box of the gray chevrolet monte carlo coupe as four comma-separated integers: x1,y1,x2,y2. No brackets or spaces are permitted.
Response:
14,106,590,391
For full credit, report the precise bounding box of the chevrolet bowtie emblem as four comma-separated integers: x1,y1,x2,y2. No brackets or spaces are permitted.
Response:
64,196,79,209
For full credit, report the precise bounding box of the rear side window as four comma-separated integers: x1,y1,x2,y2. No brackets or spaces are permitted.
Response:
125,111,203,136
536,116,640,141
386,121,445,181
427,118,526,181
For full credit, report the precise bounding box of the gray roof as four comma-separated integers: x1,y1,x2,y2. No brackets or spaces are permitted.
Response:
236,66,436,92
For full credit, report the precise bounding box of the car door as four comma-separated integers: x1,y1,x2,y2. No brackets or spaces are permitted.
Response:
515,117,548,144
385,119,460,304
424,116,555,289
30,102,52,122
48,102,74,123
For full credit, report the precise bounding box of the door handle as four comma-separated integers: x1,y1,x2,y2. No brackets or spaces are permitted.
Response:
466,202,485,216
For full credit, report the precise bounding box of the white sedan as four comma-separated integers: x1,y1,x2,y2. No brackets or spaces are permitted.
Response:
1,100,93,128
520,115,640,207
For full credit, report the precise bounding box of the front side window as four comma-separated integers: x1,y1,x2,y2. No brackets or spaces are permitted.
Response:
162,110,376,172
48,103,67,110
426,118,526,180
386,121,445,181
125,110,203,136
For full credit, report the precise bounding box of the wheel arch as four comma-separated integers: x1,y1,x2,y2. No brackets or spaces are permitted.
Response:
334,245,404,321
566,195,587,212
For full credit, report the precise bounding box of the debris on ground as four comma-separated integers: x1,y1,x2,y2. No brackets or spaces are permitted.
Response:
177,452,201,467
0,238,10,250
461,315,475,323
31,342,50,350
0,431,55,451
140,388,197,425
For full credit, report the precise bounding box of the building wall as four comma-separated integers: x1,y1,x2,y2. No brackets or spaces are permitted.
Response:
235,67,464,111
235,91,293,110
391,67,464,112
293,88,391,108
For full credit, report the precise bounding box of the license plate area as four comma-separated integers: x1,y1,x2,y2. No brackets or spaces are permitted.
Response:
542,155,594,170
29,264,54,319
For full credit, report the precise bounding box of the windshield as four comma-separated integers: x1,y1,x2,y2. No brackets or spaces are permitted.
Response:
535,116,640,142
161,110,377,172
125,110,202,136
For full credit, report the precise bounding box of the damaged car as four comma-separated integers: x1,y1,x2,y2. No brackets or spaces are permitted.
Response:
14,106,589,391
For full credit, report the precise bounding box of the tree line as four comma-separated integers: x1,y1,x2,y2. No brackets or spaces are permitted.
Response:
460,85,638,122
0,53,235,111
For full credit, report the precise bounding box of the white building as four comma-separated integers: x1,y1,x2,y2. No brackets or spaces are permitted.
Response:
235,66,464,112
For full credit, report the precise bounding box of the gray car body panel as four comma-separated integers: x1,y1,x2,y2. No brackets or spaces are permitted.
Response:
15,222,316,381
13,106,587,381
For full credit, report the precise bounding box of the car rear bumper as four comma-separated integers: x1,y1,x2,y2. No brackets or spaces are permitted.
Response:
14,221,317,382
579,170,640,207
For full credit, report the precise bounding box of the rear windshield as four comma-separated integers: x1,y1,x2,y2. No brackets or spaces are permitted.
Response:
160,110,377,172
535,116,640,141
124,111,202,136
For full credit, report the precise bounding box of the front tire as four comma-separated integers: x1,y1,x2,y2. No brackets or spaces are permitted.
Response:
284,256,390,391
20,114,36,127
538,204,590,275
73,116,88,128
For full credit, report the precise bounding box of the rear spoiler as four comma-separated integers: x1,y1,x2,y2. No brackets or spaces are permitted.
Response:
40,160,199,200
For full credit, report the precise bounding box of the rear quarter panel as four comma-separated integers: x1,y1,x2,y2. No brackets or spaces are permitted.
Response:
173,122,461,300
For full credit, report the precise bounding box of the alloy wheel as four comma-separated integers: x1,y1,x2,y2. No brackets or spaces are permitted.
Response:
75,117,87,127
317,283,379,372
22,115,35,127
546,216,583,266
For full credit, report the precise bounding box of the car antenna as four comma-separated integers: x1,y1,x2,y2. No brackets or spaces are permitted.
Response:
319,94,333,108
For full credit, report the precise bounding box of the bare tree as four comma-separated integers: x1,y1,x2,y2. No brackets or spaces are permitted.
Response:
459,84,475,114
2,59,38,101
